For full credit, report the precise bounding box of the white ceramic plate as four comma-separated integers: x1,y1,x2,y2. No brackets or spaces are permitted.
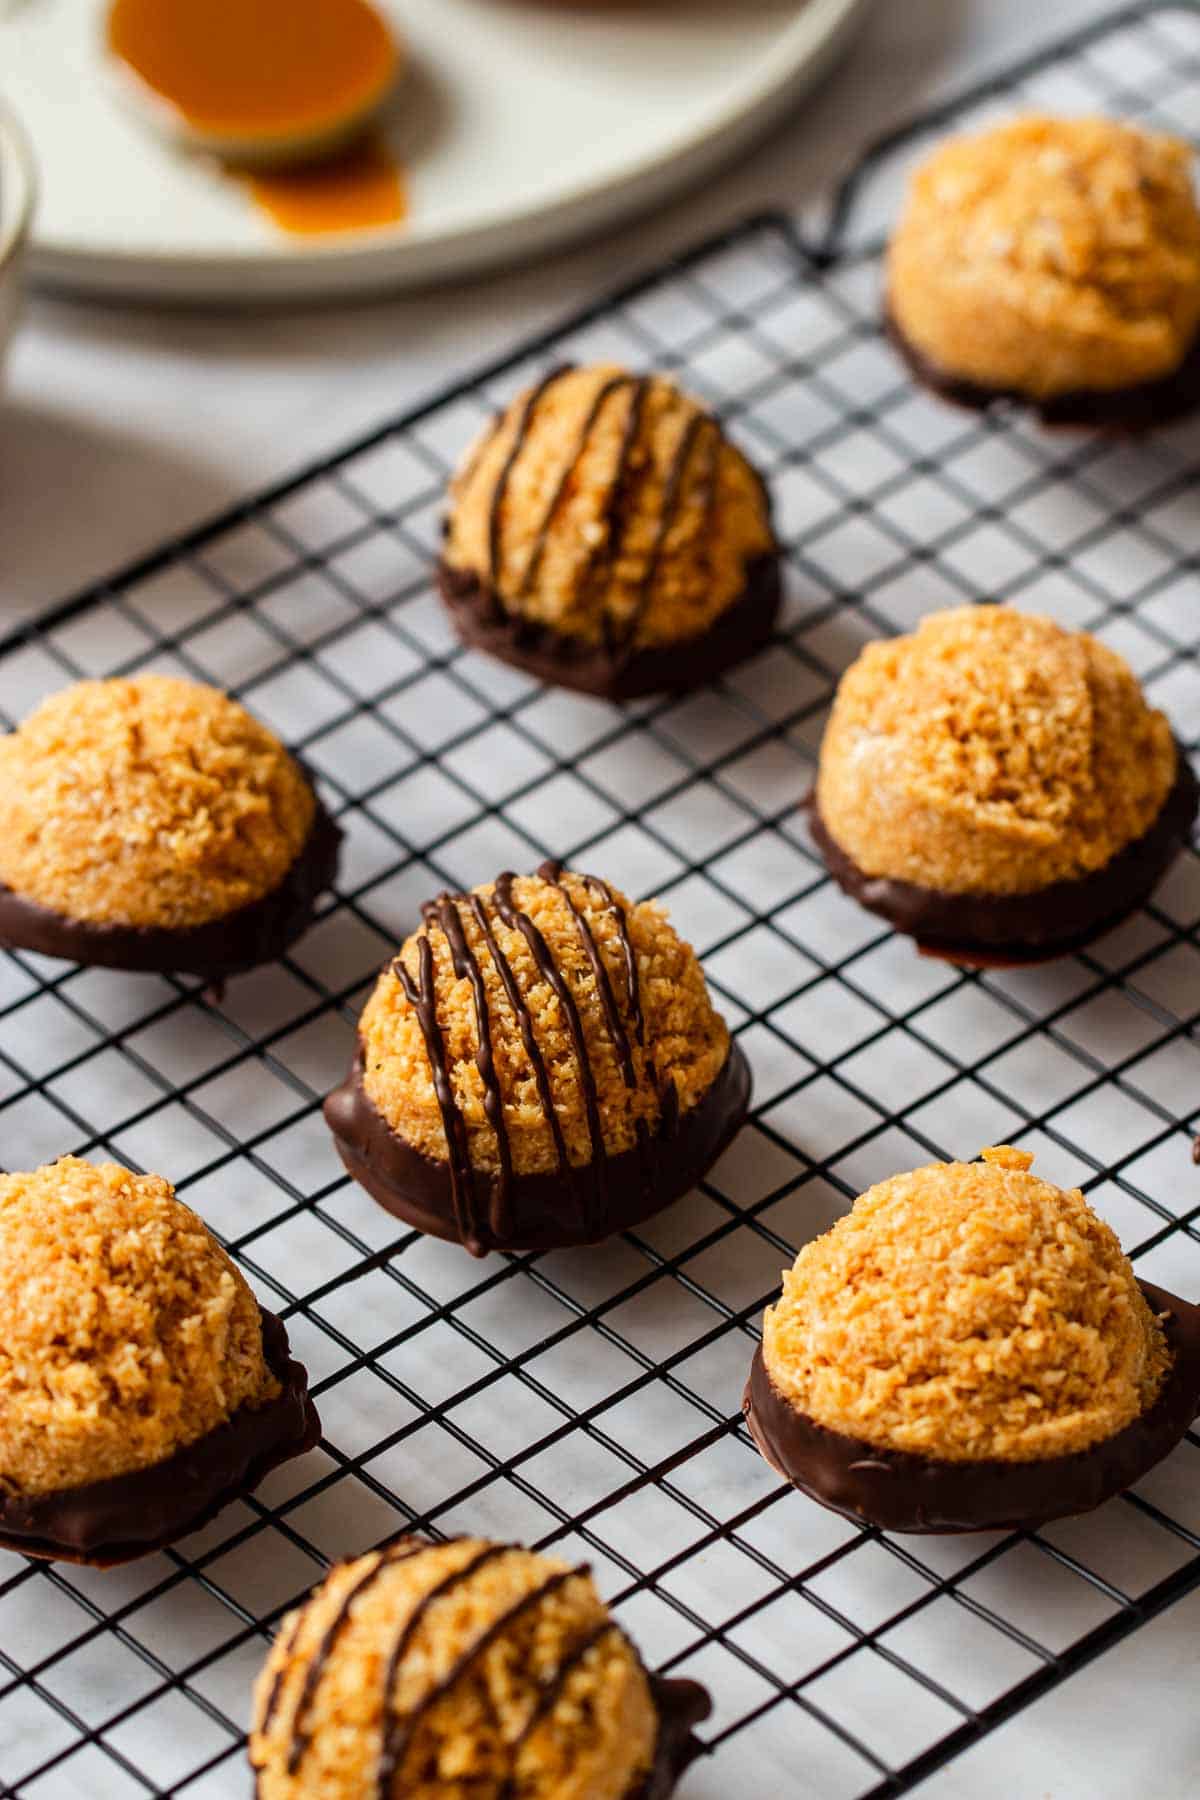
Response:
0,0,871,302
0,102,36,376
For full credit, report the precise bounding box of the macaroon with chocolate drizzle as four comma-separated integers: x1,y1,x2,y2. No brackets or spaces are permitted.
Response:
249,1535,711,1799
0,1158,319,1566
744,1147,1200,1534
323,861,749,1254
437,363,780,699
0,675,341,979
811,606,1198,966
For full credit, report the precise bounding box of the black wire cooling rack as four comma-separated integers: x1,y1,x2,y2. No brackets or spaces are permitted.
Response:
3,4,1200,1795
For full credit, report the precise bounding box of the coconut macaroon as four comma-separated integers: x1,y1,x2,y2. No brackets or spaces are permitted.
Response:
0,1158,318,1564
811,606,1197,964
887,115,1200,427
744,1147,1200,1534
0,675,341,977
324,860,750,1254
438,364,779,699
249,1537,710,1800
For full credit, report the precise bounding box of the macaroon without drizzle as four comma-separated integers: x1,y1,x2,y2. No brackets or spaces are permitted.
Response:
439,364,779,699
249,1536,711,1799
887,114,1200,428
0,1159,319,1565
811,606,1198,964
744,1147,1200,1534
324,861,750,1254
0,675,341,978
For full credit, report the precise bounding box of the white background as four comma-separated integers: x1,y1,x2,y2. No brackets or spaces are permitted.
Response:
2,3,1199,1795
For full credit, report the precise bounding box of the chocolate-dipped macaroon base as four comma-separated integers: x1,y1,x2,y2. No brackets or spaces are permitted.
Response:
438,555,782,702
0,800,342,979
636,1676,712,1800
744,1280,1200,1535
808,747,1199,968
886,310,1200,432
0,1310,320,1566
324,1038,751,1257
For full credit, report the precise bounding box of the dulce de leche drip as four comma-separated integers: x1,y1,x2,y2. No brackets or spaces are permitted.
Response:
247,136,406,236
106,0,399,152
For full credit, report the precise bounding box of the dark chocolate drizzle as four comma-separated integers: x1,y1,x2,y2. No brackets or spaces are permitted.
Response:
373,1544,510,1790
257,1606,305,1739
504,1620,617,1772
268,1537,709,1798
493,869,609,1220
582,873,644,1044
809,745,1199,967
497,1617,709,1800
0,1307,319,1566
579,874,680,1143
467,888,573,1193
539,860,636,1090
744,1281,1200,1535
325,1031,749,1256
429,893,515,1244
456,412,504,494
449,363,779,699
540,859,674,1200
586,375,653,652
518,372,636,602
344,863,734,1254
394,934,476,1248
395,870,633,1254
286,1540,427,1774
542,859,657,1202
617,411,718,662
487,366,573,589
326,860,750,1257
375,1546,572,1795
886,305,1200,431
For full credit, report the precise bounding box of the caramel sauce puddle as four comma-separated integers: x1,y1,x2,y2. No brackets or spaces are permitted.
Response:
108,0,406,235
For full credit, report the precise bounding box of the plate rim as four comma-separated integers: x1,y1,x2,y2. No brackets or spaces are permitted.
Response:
20,0,874,301
0,100,38,271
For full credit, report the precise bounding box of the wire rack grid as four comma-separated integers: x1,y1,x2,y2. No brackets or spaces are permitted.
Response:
2,5,1200,1796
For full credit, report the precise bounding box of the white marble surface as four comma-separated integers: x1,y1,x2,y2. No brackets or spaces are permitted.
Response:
921,1585,1200,1800
4,5,1199,1796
